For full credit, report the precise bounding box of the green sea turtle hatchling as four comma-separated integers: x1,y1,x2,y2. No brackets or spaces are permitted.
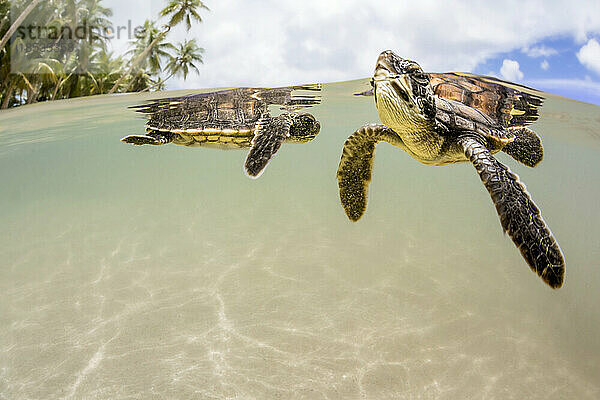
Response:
338,50,565,288
122,85,321,178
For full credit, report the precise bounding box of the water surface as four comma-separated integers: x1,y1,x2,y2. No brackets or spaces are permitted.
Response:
1,80,599,399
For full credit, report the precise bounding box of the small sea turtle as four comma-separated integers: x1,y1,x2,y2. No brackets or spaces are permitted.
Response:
122,85,321,178
338,50,565,288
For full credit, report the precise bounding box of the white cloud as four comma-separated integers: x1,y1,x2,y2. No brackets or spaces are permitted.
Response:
522,45,558,58
576,38,600,75
540,60,550,70
500,59,524,81
106,0,600,89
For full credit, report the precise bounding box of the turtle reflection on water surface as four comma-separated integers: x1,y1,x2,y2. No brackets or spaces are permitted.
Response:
122,85,322,178
338,50,565,289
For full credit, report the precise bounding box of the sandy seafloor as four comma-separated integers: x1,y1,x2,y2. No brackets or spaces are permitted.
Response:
0,80,599,399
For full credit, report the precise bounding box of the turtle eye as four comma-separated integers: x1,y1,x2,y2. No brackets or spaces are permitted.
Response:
404,63,422,75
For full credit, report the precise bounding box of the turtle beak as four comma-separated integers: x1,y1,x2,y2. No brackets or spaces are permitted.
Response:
373,52,412,102
374,51,394,80
375,50,406,76
376,50,394,68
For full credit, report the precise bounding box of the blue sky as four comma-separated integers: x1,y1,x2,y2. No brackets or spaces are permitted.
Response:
104,0,600,105
474,37,600,104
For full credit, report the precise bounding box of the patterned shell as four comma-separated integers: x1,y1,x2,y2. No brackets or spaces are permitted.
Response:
429,72,544,128
131,85,321,133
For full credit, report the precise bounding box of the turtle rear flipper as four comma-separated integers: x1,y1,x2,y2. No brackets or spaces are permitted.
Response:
502,127,544,167
459,136,564,288
244,114,292,178
121,133,172,146
337,124,401,221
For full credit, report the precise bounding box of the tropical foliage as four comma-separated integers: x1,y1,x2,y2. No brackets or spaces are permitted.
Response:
0,0,207,109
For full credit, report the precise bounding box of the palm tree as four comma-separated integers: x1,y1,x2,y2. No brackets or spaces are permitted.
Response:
1,0,208,107
126,20,173,75
1,37,39,108
108,0,208,94
87,49,125,94
41,0,112,99
0,0,10,36
77,0,113,71
141,38,203,92
160,0,208,31
47,0,111,72
127,69,155,92
33,58,72,100
0,0,43,52
165,39,203,81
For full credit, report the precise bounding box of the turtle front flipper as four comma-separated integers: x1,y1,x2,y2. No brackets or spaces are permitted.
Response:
244,113,292,178
502,127,544,167
459,135,565,288
337,124,401,221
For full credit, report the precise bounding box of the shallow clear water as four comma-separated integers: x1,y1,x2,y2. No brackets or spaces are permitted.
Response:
1,80,599,399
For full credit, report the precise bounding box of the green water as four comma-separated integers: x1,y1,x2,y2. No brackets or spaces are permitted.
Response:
0,80,599,399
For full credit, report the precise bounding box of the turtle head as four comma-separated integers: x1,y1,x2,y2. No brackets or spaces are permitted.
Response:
372,50,436,129
286,112,321,143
